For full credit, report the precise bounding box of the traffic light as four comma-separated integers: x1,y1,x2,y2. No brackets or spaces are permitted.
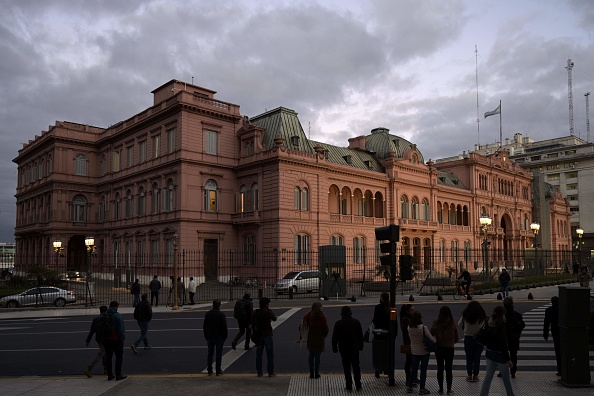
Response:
375,224,400,275
399,254,414,281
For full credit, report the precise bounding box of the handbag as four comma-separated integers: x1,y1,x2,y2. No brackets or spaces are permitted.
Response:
400,344,411,354
423,327,437,353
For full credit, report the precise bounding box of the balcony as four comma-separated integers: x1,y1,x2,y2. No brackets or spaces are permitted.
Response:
329,214,386,226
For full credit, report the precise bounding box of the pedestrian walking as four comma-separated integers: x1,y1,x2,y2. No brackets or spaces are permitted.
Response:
332,306,364,392
131,293,153,353
177,277,185,306
252,297,277,377
300,301,329,379
458,300,487,382
431,306,458,394
372,292,397,378
406,310,436,395
499,297,524,378
231,292,254,351
543,296,561,376
478,306,516,396
400,304,416,385
188,277,197,305
102,301,127,381
203,299,228,376
84,305,108,377
149,275,161,307
130,279,140,307
499,268,511,297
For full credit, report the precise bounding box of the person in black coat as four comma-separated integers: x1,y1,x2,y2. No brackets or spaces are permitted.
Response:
130,279,141,307
203,299,228,376
499,297,525,378
371,292,397,378
543,296,560,375
131,294,153,352
399,304,415,384
332,306,364,392
84,305,108,377
479,306,515,396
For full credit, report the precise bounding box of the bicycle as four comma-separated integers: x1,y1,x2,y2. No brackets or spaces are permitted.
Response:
453,279,474,300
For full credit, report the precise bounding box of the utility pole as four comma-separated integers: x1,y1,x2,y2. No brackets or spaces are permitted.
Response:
586,92,591,142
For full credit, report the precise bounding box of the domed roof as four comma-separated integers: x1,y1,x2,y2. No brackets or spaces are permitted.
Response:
365,127,424,163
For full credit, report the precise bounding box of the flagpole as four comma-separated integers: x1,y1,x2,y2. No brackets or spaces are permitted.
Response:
499,100,502,147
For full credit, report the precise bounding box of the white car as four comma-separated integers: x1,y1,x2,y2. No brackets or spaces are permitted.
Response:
275,270,321,295
0,287,76,308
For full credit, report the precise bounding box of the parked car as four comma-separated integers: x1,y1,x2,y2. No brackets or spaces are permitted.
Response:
0,287,76,308
275,270,321,295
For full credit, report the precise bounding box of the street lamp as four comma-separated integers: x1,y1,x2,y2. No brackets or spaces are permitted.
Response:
85,237,96,307
576,228,584,268
530,222,540,275
53,241,64,270
480,213,492,281
172,233,179,311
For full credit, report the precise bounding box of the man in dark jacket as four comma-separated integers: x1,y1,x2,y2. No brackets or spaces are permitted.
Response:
500,297,525,378
203,299,228,376
499,268,511,297
543,296,560,375
131,293,153,353
252,297,277,377
130,279,140,307
84,305,108,377
103,301,127,381
457,268,472,299
149,275,161,307
332,306,364,391
231,292,254,351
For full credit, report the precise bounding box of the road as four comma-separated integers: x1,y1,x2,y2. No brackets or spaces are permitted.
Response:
0,299,569,377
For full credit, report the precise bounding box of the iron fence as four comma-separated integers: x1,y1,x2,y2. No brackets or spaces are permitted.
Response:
8,246,582,306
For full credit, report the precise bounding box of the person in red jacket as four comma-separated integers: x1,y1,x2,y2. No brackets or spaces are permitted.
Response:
300,301,329,379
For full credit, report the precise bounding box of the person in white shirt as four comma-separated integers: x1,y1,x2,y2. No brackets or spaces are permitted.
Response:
188,277,197,305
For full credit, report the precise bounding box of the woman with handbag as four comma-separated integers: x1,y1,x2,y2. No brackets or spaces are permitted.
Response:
372,292,392,378
406,310,436,395
300,302,329,379
399,304,415,384
458,300,487,382
431,306,458,394
479,305,516,396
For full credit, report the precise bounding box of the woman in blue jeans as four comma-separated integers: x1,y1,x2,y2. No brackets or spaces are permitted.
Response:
406,310,436,395
458,300,487,382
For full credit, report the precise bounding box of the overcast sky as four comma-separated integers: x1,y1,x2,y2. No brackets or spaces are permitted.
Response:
1,0,593,243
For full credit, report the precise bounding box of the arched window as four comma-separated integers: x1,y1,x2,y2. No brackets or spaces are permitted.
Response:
152,183,159,214
353,237,365,264
239,185,248,212
204,180,218,212
301,187,309,211
125,190,132,218
251,183,259,211
99,196,106,223
437,201,443,223
401,195,409,219
294,186,309,211
163,179,175,212
75,154,87,176
137,186,145,216
115,193,121,220
294,234,310,265
39,160,44,179
422,198,430,220
101,155,107,176
411,197,419,220
72,195,87,222
48,155,53,173
330,235,344,245
439,240,445,262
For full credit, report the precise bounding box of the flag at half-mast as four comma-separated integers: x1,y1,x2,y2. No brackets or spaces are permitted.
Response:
484,104,501,118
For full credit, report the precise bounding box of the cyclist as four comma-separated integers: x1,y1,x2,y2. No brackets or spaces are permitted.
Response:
457,268,472,299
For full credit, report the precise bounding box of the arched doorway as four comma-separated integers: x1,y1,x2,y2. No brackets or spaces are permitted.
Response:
67,235,88,275
500,214,513,268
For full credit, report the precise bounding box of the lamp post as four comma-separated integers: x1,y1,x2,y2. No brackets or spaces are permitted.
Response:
530,222,540,275
84,237,96,307
53,241,63,270
576,228,583,268
172,233,179,311
479,213,492,282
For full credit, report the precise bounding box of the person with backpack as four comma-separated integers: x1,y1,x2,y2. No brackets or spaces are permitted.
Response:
130,279,141,307
231,292,254,351
84,305,108,378
478,306,516,396
149,275,161,307
131,293,153,353
102,301,127,381
300,301,329,379
499,297,525,378
203,299,228,376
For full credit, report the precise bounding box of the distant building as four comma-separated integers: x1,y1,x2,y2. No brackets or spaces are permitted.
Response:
13,81,571,282
0,242,15,269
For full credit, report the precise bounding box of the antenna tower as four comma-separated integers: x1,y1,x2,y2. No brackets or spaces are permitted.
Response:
475,45,480,145
586,92,591,142
566,58,575,135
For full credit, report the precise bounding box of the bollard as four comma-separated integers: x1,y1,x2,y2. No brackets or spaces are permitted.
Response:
528,292,533,300
497,293,502,300
409,294,414,301
351,295,357,302
437,291,443,301
288,286,294,300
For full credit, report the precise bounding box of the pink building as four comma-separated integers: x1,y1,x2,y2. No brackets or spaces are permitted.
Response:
13,79,571,284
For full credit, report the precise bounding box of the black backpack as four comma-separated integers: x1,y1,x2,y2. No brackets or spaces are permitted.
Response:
96,312,113,340
234,299,247,320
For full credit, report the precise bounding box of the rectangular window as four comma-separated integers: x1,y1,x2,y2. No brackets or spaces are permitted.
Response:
113,242,120,269
136,240,145,267
98,201,105,223
127,146,134,167
294,235,309,265
567,183,578,190
353,237,365,264
547,174,560,181
167,239,174,267
566,171,578,179
150,240,159,267
205,130,218,154
139,141,146,163
167,128,175,153
152,135,160,158
112,150,121,172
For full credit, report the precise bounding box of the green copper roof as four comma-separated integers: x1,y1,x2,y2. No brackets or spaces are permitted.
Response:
250,107,314,152
365,127,425,163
